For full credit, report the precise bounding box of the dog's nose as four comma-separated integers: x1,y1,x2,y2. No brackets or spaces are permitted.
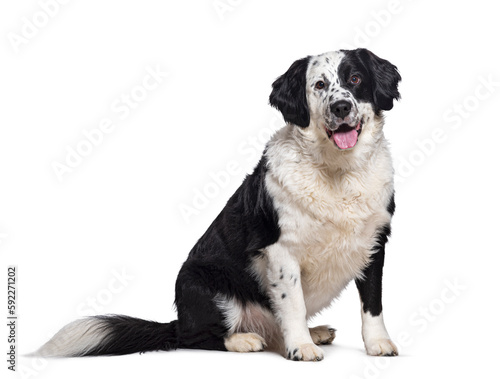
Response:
330,100,352,119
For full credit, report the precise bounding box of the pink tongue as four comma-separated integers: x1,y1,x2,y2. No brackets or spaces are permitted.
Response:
332,129,358,149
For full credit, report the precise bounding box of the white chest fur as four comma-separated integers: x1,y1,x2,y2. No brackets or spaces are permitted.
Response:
263,125,394,318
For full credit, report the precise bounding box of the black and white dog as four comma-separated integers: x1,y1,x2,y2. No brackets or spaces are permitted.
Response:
37,48,401,361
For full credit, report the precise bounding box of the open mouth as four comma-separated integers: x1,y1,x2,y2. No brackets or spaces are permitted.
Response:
325,122,362,150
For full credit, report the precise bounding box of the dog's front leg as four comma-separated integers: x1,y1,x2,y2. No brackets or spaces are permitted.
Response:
355,228,398,356
266,243,324,361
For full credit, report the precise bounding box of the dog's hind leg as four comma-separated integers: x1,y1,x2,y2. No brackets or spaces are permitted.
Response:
174,267,229,351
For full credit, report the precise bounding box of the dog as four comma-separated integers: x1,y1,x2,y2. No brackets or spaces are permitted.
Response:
36,48,401,361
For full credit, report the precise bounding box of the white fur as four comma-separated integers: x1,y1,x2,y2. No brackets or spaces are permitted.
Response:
361,310,398,356
36,318,107,357
264,122,393,316
263,242,324,359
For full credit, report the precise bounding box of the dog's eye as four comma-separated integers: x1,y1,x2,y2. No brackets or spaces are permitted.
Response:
350,75,361,85
315,81,325,90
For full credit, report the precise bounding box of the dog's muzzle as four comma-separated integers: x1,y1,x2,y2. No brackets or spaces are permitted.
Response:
325,100,362,150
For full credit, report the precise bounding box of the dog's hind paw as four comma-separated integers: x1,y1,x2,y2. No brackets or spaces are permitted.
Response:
309,325,336,345
224,333,266,353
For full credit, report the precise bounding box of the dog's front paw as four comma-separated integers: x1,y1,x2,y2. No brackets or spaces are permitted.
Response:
364,338,398,356
286,343,324,361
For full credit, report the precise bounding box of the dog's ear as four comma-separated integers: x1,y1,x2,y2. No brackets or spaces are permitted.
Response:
358,49,401,111
269,57,310,127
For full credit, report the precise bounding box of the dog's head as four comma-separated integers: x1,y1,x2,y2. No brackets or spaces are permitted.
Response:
269,49,401,150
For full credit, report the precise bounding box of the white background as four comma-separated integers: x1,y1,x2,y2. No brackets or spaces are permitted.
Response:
1,0,499,378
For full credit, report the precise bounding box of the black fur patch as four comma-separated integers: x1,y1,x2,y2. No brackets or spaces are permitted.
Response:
355,225,390,317
269,56,311,127
339,49,401,113
83,315,178,356
354,192,395,317
387,192,396,216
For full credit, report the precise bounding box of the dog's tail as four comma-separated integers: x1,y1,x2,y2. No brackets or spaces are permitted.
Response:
35,315,178,357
